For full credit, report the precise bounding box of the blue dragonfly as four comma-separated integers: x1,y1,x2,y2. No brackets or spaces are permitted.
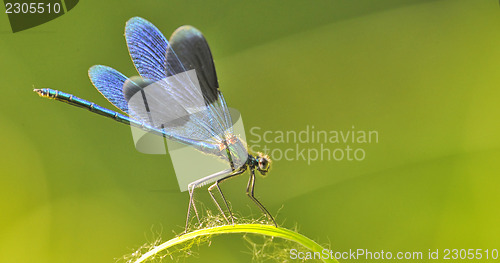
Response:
34,17,276,231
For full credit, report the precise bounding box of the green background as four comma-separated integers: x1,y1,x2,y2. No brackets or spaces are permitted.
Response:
1,0,499,262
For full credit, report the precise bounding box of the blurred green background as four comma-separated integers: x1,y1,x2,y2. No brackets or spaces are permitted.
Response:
1,0,500,262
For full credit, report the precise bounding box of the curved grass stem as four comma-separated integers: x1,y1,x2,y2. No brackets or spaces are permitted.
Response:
133,224,338,263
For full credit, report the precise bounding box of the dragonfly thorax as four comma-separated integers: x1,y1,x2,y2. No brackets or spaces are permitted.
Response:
217,135,248,170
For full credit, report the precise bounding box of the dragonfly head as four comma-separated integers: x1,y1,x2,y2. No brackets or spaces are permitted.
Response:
256,153,271,176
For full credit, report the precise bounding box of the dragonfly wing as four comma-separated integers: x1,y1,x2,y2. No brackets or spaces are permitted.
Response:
123,18,234,144
124,16,220,103
123,72,224,142
123,75,191,129
88,65,130,114
166,25,234,138
166,25,219,105
125,17,167,82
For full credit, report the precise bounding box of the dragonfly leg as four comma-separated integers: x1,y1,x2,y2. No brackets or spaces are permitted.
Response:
246,168,277,227
208,170,244,225
183,169,233,233
208,182,230,224
185,182,201,233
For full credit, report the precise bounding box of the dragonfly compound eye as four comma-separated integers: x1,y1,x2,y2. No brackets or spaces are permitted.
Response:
258,157,270,172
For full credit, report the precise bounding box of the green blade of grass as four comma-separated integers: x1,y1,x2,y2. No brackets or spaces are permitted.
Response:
132,224,338,263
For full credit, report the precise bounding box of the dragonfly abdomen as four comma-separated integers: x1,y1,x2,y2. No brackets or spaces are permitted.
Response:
34,88,224,154
34,88,167,136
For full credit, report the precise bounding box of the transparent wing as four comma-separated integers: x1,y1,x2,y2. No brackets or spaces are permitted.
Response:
124,17,234,144
123,71,229,143
166,25,220,105
125,17,167,82
87,63,222,144
88,65,130,114
165,25,234,140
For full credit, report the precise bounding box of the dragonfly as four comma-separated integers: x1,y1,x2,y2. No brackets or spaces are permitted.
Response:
34,17,276,232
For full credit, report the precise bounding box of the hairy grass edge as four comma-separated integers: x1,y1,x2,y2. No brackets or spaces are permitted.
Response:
132,224,339,263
